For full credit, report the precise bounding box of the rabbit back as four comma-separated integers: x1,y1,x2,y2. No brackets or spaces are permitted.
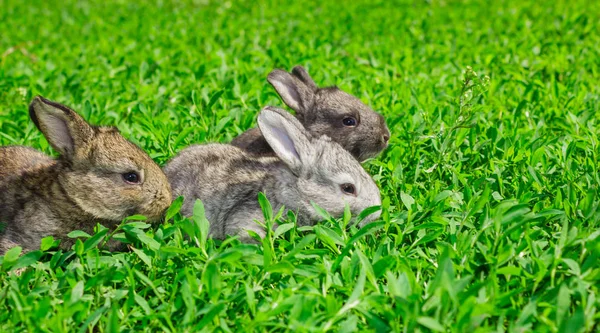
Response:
164,143,278,238
0,150,75,252
229,127,274,155
0,146,56,234
0,146,54,182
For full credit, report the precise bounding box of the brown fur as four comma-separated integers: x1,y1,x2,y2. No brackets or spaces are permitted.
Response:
231,66,390,161
0,97,172,254
229,127,272,155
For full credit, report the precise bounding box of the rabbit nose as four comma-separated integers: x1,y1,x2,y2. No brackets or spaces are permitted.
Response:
382,134,390,143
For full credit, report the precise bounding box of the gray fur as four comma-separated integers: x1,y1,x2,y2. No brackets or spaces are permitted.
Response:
165,106,381,241
231,66,390,161
0,96,173,254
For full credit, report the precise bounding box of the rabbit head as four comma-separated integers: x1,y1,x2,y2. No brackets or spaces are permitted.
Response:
258,106,381,225
267,66,390,161
29,96,172,222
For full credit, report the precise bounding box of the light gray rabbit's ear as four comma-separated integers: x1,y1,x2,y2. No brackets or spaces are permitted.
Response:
267,69,315,114
29,96,94,159
291,66,318,91
257,106,312,174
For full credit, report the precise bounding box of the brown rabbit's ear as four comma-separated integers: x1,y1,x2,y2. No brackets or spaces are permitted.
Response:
267,68,315,115
291,66,318,91
29,96,94,158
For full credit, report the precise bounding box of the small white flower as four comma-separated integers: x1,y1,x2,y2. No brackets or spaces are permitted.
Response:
17,87,27,98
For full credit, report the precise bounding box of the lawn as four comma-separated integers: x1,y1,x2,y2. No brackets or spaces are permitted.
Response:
1,0,599,331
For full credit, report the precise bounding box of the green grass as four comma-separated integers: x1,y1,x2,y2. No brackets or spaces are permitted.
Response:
1,0,600,331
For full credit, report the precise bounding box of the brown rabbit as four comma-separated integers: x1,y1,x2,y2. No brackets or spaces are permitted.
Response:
0,96,172,254
231,66,390,161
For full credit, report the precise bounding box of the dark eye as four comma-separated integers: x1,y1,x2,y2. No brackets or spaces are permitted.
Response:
340,183,356,195
122,172,140,184
342,116,357,127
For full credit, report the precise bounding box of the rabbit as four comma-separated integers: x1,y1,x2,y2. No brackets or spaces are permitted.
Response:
231,65,390,162
0,96,173,254
165,106,381,241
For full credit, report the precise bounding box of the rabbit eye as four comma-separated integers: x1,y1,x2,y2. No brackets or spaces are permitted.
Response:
122,172,140,184
340,183,356,195
342,116,357,127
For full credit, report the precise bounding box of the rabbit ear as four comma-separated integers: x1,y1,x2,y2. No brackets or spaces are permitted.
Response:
267,69,315,114
257,106,312,174
29,96,94,159
291,66,318,91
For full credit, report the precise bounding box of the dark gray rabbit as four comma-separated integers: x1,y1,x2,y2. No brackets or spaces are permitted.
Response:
231,66,390,161
165,106,381,241
0,97,173,254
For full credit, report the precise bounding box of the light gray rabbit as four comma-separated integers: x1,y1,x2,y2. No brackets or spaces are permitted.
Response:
231,66,390,161
165,106,381,241
0,96,173,254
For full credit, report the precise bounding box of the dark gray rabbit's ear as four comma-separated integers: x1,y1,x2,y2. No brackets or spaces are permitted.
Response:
291,66,318,91
257,106,312,175
29,96,94,159
267,69,315,114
